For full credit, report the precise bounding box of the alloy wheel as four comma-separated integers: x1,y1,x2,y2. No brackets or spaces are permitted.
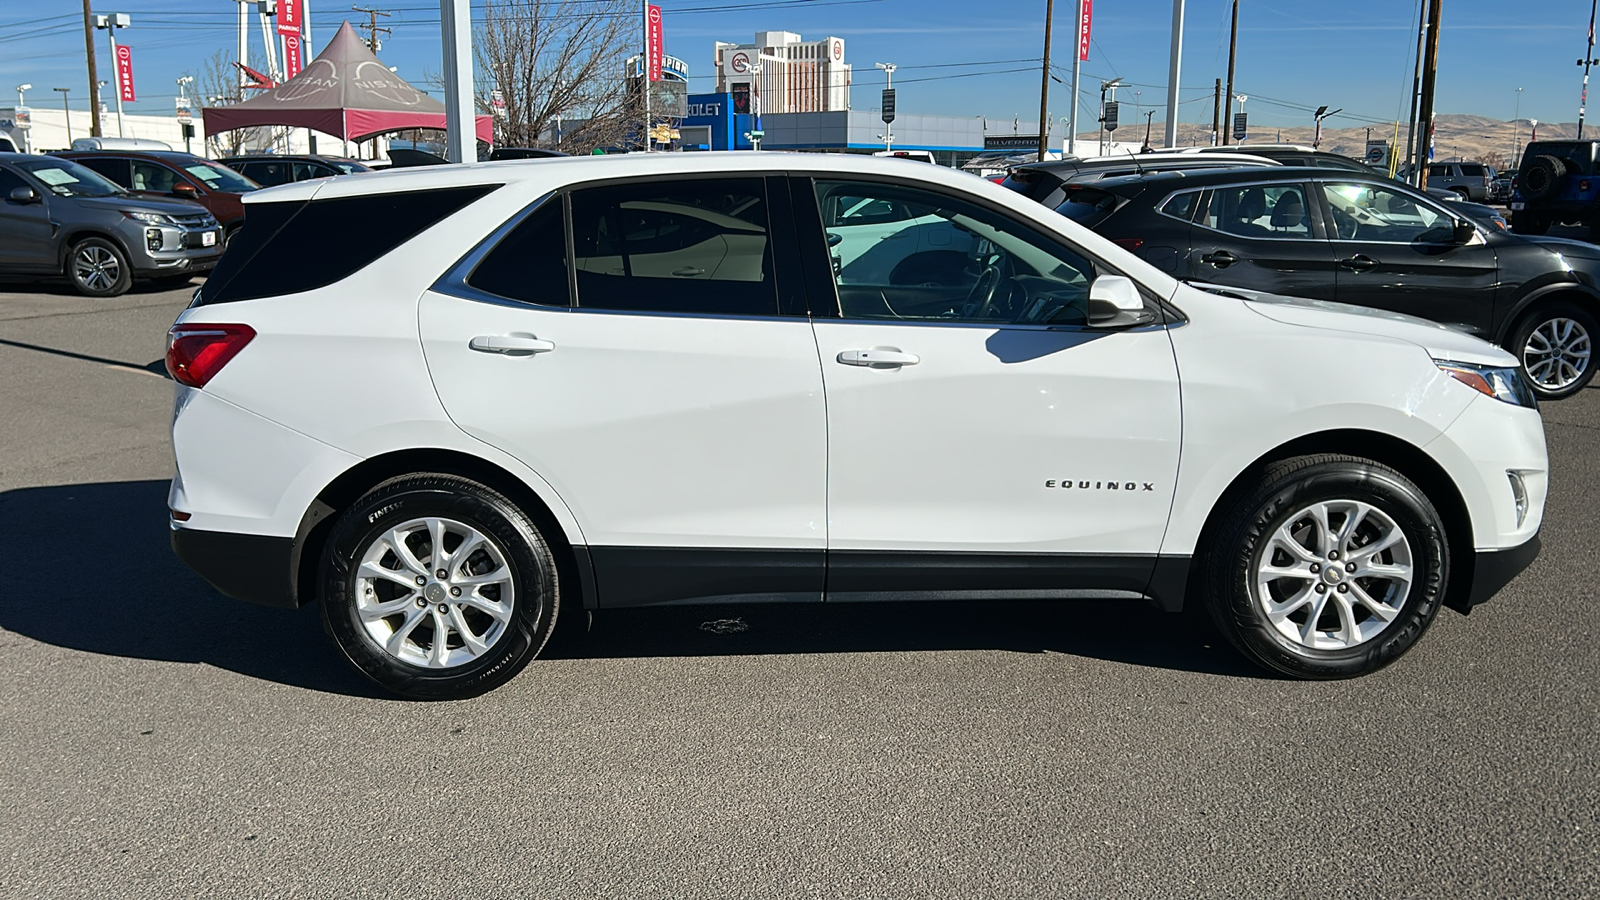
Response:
355,516,515,668
1253,500,1414,651
1523,317,1592,392
73,245,120,292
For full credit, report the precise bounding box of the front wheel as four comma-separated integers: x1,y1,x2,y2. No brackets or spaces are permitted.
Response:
67,237,132,297
1201,455,1448,680
320,473,560,700
1510,302,1596,400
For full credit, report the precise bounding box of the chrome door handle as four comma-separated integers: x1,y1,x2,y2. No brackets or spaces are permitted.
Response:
672,267,705,277
837,348,920,368
469,335,555,355
1200,250,1238,268
1338,255,1378,272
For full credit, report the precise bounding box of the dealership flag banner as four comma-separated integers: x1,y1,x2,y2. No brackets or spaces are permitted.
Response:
115,45,136,102
1078,0,1093,61
277,0,302,35
284,32,303,79
647,4,663,81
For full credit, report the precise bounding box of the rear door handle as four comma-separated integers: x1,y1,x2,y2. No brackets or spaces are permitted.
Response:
837,348,920,368
1338,255,1378,272
469,335,555,355
1200,250,1238,268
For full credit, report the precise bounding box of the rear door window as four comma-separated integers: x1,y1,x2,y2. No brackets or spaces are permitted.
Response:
73,156,131,187
568,178,777,316
1203,183,1313,238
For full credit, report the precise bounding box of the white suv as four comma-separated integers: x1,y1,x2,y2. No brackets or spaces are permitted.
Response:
166,153,1547,699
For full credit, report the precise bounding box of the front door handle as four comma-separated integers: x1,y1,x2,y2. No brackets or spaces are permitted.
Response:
1338,254,1379,272
1200,250,1238,268
469,335,555,355
837,348,920,368
672,267,705,277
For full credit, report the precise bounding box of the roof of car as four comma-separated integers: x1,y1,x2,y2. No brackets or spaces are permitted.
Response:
57,149,219,163
1090,165,1398,189
221,154,345,162
1012,152,1280,175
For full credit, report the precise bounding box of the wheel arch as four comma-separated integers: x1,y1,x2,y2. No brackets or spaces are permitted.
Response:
56,227,133,273
290,448,593,612
1189,428,1478,615
1495,283,1600,344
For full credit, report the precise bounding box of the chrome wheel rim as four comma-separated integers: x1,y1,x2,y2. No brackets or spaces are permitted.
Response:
356,516,515,669
1523,317,1592,391
1253,500,1413,651
73,245,120,292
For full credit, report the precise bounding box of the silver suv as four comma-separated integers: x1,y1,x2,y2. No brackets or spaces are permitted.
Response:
0,152,223,296
1426,161,1495,202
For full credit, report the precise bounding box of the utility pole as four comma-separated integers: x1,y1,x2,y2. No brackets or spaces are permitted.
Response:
80,0,102,137
1405,0,1427,184
1512,86,1523,165
1164,0,1183,149
1212,77,1220,146
1037,0,1054,161
1415,0,1442,190
352,6,390,52
1067,0,1084,156
53,87,72,143
1222,0,1237,145
1579,0,1598,138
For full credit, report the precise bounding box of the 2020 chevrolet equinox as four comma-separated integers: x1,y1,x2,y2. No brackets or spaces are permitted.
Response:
167,153,1547,699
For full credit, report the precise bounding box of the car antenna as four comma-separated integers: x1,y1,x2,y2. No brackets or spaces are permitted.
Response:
1126,149,1143,175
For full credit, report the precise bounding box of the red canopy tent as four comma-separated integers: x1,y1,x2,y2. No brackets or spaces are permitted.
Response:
202,21,493,144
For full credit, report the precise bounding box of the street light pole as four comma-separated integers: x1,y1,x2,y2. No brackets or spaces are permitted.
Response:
1512,86,1523,166
1312,105,1340,149
875,62,896,153
13,84,30,153
93,13,129,138
1098,77,1121,155
53,87,72,144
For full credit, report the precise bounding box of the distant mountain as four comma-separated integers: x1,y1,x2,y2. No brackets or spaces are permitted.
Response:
1075,113,1578,168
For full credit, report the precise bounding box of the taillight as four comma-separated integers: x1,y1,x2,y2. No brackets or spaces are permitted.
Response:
1113,238,1145,251
1583,180,1592,192
166,323,255,387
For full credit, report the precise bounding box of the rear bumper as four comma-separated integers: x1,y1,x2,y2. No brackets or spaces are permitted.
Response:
171,525,301,608
1459,533,1542,613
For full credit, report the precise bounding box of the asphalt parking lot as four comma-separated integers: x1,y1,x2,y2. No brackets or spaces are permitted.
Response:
0,278,1596,899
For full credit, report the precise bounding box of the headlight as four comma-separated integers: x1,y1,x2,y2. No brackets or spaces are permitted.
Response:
1435,360,1538,409
122,210,173,225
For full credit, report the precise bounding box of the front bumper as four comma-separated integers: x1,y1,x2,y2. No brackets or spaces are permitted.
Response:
1460,532,1541,612
122,220,225,274
171,525,301,608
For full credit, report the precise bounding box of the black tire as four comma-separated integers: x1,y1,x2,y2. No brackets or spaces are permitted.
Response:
320,473,560,700
1507,301,1598,400
1520,155,1568,200
1450,186,1471,201
65,236,132,297
1201,455,1448,680
1512,211,1551,235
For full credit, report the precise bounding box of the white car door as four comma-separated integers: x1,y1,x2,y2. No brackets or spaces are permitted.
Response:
803,176,1183,598
420,178,828,607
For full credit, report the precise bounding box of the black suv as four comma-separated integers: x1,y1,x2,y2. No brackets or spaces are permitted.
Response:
1044,166,1598,399
1511,140,1600,237
220,154,372,187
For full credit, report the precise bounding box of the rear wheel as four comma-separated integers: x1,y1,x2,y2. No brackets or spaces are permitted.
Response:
1510,301,1596,400
1521,155,1568,200
66,237,132,297
320,473,560,700
1201,455,1448,680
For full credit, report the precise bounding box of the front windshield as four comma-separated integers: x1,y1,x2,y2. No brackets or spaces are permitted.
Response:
182,161,260,192
16,158,125,197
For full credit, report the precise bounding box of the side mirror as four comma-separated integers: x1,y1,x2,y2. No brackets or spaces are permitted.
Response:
172,183,199,197
1452,219,1476,244
1087,275,1157,328
8,186,39,204
827,232,843,247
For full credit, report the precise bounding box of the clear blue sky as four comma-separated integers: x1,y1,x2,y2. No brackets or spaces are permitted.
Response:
0,0,1587,137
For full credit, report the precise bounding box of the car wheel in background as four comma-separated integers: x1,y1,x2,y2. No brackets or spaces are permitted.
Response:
320,473,561,700
1201,455,1447,680
66,237,132,297
1510,301,1597,400
1520,155,1568,201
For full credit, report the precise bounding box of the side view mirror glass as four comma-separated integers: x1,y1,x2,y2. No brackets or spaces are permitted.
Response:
8,186,39,204
1087,275,1157,328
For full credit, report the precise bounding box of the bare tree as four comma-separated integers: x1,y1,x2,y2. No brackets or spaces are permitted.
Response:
190,49,287,157
474,0,639,153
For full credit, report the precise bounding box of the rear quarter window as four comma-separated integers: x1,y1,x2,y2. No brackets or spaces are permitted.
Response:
1054,186,1121,229
197,184,499,305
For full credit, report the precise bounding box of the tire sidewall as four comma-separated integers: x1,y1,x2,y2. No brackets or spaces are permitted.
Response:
68,237,132,297
1214,462,1447,679
1512,302,1598,400
321,478,557,700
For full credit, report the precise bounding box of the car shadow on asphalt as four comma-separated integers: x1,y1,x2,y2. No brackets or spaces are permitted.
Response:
0,480,1262,698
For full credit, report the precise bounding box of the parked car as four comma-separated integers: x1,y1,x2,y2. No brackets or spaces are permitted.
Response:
221,154,372,187
56,150,258,245
1422,161,1495,202
0,152,222,296
1179,144,1376,172
69,137,173,152
0,135,18,153
486,147,569,161
1033,165,1595,398
1510,140,1600,237
1002,152,1280,208
873,149,939,164
166,153,1544,698
1491,169,1517,203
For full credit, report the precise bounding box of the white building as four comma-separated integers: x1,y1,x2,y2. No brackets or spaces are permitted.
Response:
713,32,851,114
